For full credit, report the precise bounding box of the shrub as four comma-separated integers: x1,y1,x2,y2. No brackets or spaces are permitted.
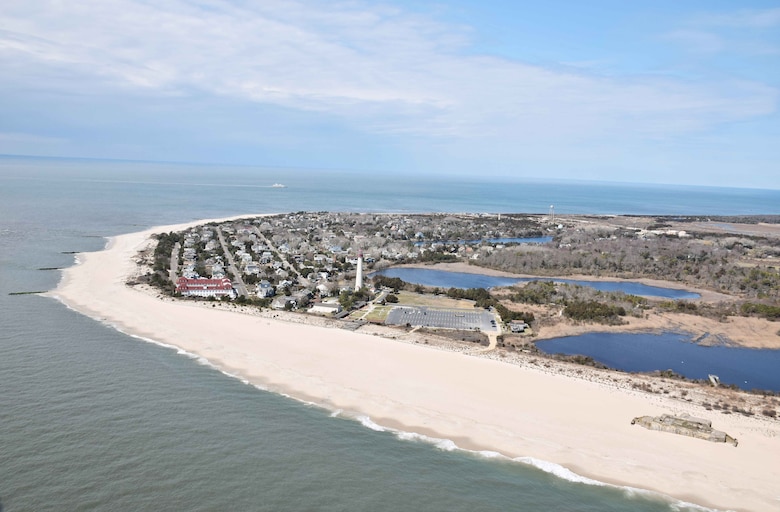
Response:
563,300,625,322
741,302,780,321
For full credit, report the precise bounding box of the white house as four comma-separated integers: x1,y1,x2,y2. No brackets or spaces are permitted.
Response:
309,302,342,315
271,297,296,310
256,280,275,298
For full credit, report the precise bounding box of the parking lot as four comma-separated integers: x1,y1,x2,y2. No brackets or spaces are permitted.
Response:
385,306,497,332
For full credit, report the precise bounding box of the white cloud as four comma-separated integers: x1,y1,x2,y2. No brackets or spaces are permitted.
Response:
0,0,776,144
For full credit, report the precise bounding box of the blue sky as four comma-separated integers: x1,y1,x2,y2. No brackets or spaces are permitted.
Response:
1,0,778,187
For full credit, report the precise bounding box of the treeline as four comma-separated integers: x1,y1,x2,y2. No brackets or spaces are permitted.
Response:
418,251,458,263
741,302,780,320
339,288,371,310
661,215,780,225
153,232,182,272
503,280,646,325
474,231,780,300
563,300,626,324
444,287,534,323
148,231,183,294
372,275,406,291
655,299,780,322
507,280,646,310
511,280,556,304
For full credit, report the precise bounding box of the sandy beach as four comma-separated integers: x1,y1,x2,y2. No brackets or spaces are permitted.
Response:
50,220,780,512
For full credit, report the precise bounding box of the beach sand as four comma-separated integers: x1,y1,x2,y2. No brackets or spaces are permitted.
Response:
50,220,780,512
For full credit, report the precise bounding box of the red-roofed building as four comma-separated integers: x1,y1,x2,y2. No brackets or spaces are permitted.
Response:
176,277,236,299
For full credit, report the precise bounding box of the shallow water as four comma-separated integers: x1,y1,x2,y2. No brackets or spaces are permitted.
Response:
536,332,780,392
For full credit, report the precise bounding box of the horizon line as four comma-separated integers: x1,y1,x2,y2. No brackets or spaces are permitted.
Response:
1,153,777,192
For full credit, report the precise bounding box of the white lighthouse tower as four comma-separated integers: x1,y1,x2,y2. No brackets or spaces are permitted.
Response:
354,249,364,292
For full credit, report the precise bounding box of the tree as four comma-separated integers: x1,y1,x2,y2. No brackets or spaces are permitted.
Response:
339,290,355,310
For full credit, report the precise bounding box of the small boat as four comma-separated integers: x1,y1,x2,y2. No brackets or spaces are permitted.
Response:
271,183,287,188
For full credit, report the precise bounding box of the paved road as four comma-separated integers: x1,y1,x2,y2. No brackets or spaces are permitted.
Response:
169,242,180,284
216,227,249,297
252,227,309,287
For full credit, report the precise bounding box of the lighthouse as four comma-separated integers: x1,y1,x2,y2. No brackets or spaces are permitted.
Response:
354,249,364,292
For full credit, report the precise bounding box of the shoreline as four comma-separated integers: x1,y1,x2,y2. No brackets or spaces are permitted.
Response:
49,219,780,512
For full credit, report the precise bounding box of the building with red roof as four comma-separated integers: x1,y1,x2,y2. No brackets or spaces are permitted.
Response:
175,277,236,299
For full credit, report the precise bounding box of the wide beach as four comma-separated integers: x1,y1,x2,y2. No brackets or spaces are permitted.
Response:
51,219,780,512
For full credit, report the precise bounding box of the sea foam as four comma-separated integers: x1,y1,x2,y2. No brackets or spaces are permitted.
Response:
344,412,718,512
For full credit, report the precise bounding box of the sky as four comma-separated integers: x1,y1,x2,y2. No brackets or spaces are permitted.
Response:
1,0,779,188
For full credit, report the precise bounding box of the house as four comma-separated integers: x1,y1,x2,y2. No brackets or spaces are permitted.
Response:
275,279,293,294
309,302,342,315
176,277,236,299
293,289,313,307
256,280,275,298
509,321,528,333
271,297,296,310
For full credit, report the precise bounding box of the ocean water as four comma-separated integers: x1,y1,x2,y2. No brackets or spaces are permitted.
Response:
2,156,779,512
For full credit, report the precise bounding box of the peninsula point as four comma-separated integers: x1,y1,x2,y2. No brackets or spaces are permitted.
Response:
52,212,780,512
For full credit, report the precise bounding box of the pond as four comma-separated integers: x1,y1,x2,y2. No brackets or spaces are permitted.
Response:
374,268,700,299
536,332,780,392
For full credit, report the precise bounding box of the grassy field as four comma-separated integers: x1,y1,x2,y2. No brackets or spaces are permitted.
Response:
394,291,476,309
346,291,479,323
363,305,392,323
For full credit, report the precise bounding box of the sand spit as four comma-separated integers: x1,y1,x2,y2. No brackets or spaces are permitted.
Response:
50,221,780,512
